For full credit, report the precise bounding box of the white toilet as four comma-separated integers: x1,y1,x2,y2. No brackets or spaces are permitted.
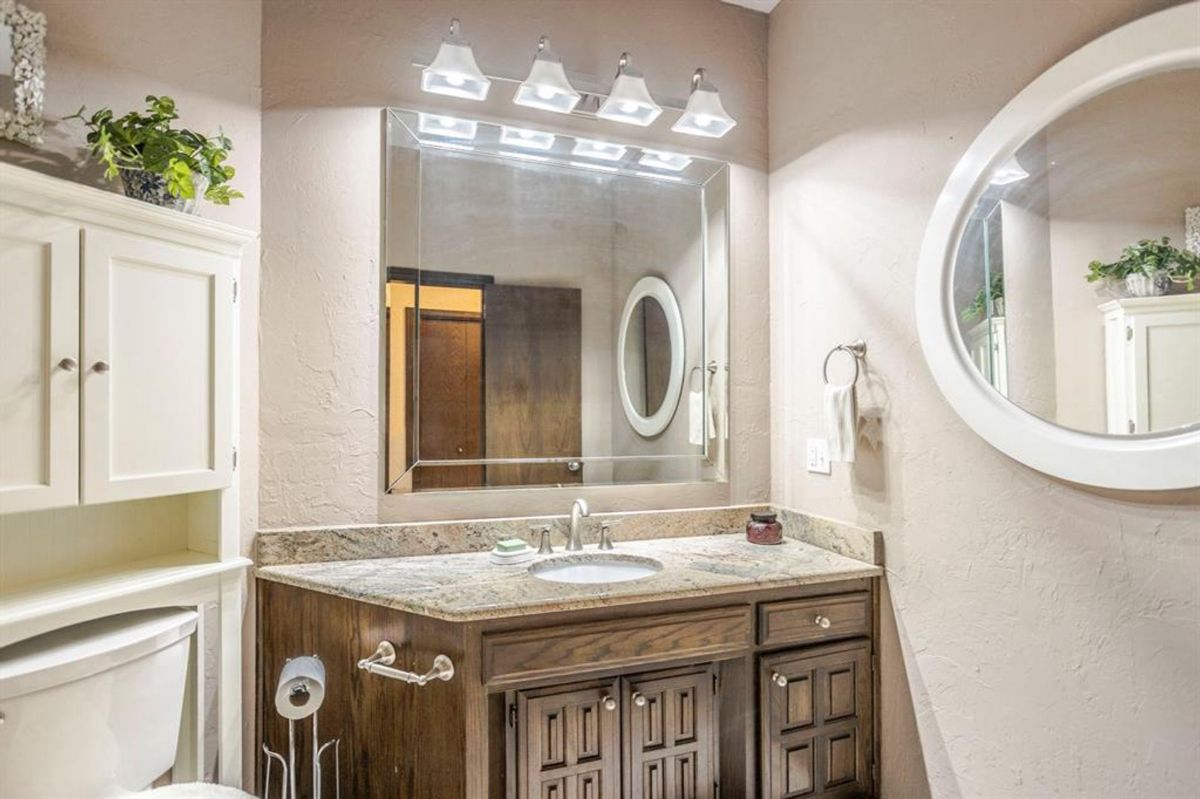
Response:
0,608,252,799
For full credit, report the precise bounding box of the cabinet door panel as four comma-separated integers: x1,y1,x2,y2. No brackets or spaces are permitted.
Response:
626,666,716,799
81,227,233,502
761,641,872,799
0,207,79,513
517,679,620,799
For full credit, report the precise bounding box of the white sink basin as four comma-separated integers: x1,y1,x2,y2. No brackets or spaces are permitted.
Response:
530,554,662,584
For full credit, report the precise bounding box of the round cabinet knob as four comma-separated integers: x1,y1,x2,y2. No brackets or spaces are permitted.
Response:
58,357,78,372
93,361,111,374
602,696,617,712
632,692,647,707
814,615,832,629
772,672,789,688
456,446,464,454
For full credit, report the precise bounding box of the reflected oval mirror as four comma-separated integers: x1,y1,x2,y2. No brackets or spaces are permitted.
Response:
618,276,685,437
952,67,1200,437
917,2,1200,490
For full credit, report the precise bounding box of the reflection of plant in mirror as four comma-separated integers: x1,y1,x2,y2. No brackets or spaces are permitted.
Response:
1086,237,1199,291
67,95,243,205
961,272,1004,323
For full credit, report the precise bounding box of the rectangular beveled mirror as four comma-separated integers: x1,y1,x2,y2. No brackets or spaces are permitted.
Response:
384,109,729,493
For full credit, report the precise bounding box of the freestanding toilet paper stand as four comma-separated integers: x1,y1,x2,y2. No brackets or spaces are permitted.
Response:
262,655,340,799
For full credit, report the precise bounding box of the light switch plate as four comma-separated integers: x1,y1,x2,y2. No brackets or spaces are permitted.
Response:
806,438,832,475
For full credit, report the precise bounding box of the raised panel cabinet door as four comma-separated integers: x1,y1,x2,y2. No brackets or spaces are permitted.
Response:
81,227,233,503
761,641,872,799
517,679,621,799
0,207,80,513
625,666,717,799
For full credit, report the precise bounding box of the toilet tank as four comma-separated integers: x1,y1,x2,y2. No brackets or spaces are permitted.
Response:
0,607,198,799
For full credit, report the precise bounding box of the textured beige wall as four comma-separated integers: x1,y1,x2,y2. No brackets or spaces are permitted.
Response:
260,0,769,526
768,1,1200,797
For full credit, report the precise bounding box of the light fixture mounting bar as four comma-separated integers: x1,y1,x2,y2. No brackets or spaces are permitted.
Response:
411,60,689,115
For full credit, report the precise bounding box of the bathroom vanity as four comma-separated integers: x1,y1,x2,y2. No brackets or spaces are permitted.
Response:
256,530,881,799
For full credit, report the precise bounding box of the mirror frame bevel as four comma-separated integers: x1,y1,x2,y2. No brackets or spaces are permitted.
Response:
617,275,687,437
915,1,1200,490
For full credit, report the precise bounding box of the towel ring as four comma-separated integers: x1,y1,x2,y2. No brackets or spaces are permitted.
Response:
688,361,719,391
822,339,867,386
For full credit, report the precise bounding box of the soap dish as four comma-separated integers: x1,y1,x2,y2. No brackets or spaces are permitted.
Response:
490,540,533,566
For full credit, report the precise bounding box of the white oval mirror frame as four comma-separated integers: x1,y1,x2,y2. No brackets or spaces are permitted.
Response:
916,2,1200,490
618,276,686,437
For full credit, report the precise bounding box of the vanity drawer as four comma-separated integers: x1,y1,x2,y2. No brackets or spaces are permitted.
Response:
758,592,870,647
483,605,753,686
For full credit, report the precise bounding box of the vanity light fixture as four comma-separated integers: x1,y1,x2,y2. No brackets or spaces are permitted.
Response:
570,161,620,173
671,68,737,138
635,171,685,182
417,113,477,141
421,18,491,101
500,126,556,151
597,53,662,127
638,149,693,172
989,155,1029,185
572,138,627,162
498,150,551,163
513,36,581,114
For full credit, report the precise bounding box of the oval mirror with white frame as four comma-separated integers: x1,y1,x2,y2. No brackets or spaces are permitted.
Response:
917,2,1200,490
618,276,686,437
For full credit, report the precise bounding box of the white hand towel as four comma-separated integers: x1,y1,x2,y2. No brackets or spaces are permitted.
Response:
824,382,857,463
688,389,705,445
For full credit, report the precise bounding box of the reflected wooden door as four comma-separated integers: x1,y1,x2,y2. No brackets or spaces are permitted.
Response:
760,641,873,799
408,309,484,489
483,284,582,486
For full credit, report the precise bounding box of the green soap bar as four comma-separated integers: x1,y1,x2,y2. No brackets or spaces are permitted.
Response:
494,538,528,553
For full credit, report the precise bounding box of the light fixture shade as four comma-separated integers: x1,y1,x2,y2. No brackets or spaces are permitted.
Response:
417,113,478,141
597,53,662,127
990,155,1030,185
513,37,581,114
671,69,737,138
639,149,693,172
421,19,491,101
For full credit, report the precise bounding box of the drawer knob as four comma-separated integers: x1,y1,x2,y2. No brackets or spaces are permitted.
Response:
93,361,111,374
814,615,832,629
772,672,788,688
602,696,617,711
632,691,647,707
58,357,78,372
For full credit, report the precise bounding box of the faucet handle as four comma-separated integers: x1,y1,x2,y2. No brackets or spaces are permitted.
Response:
598,523,615,551
533,525,554,554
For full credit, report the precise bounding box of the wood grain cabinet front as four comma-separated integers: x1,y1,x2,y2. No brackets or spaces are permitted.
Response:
515,679,623,799
624,666,718,799
760,641,873,799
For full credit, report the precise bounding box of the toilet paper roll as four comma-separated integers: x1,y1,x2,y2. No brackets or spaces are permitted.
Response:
274,655,326,720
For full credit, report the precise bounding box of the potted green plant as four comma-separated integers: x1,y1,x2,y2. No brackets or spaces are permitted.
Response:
1086,236,1199,297
67,95,242,213
961,272,1005,324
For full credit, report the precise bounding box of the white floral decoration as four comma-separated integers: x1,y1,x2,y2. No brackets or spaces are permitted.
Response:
1186,206,1200,257
0,0,46,146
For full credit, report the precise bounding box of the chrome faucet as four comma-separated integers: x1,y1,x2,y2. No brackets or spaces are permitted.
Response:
567,498,590,551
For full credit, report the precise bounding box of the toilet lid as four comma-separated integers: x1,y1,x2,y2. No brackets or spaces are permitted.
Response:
141,784,255,798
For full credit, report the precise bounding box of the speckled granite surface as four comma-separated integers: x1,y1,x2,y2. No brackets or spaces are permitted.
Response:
255,533,882,621
256,505,772,566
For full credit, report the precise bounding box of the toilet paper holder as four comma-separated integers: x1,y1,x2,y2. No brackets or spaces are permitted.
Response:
357,641,455,685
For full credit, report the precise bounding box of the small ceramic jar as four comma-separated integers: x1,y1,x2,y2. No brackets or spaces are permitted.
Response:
746,512,783,545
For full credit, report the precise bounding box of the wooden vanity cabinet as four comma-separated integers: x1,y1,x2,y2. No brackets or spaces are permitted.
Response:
760,642,872,799
257,577,878,799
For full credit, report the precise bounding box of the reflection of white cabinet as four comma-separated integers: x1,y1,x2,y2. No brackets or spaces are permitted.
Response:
1,167,244,512
1101,295,1200,434
966,316,1008,396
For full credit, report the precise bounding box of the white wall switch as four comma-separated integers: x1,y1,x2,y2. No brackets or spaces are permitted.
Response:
806,437,832,474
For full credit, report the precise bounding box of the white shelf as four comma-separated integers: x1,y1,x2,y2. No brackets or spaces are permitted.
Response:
0,551,251,648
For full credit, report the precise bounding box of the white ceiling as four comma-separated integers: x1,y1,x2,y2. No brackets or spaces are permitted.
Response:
720,0,781,13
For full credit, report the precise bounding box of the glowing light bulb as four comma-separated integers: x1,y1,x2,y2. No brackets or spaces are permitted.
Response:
445,74,466,87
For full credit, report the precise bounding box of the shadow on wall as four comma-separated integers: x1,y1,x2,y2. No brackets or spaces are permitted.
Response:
0,118,110,189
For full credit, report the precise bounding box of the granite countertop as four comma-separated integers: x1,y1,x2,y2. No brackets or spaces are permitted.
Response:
255,533,882,622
